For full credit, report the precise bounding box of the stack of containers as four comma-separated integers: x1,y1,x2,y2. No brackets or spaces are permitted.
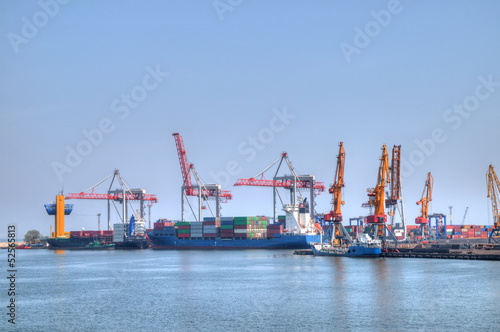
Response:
266,224,283,238
176,221,190,238
278,215,286,225
190,222,203,238
220,217,234,238
203,217,220,238
234,217,250,238
154,221,175,231
162,226,176,236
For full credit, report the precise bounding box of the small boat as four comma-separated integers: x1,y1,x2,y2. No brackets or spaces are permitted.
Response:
84,240,115,250
311,233,382,257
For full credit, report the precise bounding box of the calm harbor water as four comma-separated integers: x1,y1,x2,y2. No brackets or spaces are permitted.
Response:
3,249,499,331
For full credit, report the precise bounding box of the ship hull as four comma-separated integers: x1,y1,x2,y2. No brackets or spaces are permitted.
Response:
114,238,150,249
47,237,114,250
149,232,320,250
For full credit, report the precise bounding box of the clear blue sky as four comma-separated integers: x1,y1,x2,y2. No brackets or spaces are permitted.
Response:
1,0,500,238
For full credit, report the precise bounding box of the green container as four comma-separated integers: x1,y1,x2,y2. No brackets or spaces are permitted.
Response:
234,217,250,221
175,222,191,226
234,220,252,225
177,229,190,234
221,225,234,230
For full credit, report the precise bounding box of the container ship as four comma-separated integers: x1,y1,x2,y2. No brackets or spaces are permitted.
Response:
148,205,321,249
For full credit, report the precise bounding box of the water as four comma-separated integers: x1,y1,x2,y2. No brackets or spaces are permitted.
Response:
2,249,499,331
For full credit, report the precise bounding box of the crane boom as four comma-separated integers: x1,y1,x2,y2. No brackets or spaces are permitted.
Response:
173,133,193,195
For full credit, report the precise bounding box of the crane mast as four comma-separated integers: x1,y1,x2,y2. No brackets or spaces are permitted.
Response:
324,142,351,246
415,172,434,241
486,165,500,243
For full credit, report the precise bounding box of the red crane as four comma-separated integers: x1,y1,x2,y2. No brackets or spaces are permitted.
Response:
172,133,232,221
234,153,325,193
172,133,233,201
234,152,324,224
65,169,157,230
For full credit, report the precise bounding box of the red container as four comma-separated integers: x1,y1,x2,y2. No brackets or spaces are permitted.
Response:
103,231,113,236
204,233,217,238
178,225,190,230
234,224,249,230
70,231,83,237
177,233,190,238
202,221,221,226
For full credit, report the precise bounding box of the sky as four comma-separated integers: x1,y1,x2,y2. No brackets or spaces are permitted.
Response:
1,0,500,239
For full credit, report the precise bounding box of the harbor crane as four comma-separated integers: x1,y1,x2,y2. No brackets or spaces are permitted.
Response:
385,145,407,242
173,133,232,221
365,145,397,246
415,172,434,241
234,152,325,232
323,142,352,246
486,165,500,243
461,207,469,226
65,169,158,230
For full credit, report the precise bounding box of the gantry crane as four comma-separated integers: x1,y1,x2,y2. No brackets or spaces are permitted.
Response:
173,133,232,221
234,152,325,233
415,172,434,241
365,145,397,246
65,169,158,230
323,142,351,246
486,165,500,243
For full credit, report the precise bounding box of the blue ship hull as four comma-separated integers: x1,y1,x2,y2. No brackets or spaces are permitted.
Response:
148,231,320,249
311,244,381,257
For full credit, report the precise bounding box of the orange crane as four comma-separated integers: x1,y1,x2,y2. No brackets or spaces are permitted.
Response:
365,145,391,243
486,165,500,243
415,172,434,241
323,142,351,246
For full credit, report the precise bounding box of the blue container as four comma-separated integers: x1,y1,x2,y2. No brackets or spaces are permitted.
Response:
221,217,234,222
203,217,216,221
221,220,234,225
455,232,461,235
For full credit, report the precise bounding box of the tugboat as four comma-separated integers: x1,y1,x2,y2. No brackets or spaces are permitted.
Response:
311,233,382,257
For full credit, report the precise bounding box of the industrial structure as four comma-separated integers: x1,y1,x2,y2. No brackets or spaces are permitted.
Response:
415,172,434,241
234,152,325,233
486,165,500,243
364,145,397,246
65,170,158,230
173,133,232,221
386,145,407,241
44,193,73,238
323,142,352,246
